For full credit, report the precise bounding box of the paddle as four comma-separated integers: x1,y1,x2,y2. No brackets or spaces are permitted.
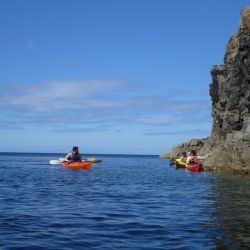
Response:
49,160,61,165
49,157,101,165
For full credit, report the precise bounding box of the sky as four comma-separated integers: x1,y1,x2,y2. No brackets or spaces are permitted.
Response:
0,0,249,155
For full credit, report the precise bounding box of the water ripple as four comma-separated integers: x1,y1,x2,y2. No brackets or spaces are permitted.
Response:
1,154,250,249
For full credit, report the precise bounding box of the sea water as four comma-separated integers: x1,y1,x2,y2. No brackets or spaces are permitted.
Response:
0,153,250,250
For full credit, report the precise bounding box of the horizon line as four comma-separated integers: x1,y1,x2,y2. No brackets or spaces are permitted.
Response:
0,151,159,157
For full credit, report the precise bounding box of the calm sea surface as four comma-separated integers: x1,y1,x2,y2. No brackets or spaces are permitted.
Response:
1,153,250,250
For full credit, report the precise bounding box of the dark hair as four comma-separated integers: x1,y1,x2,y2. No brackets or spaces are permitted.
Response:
182,152,187,156
190,150,196,156
72,146,79,151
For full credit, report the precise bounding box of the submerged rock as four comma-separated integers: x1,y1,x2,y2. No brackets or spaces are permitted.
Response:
170,7,250,173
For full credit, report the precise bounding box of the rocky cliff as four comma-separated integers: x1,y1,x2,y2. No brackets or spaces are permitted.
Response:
170,7,250,173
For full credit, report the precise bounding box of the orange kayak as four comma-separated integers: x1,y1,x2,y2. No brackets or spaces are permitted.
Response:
62,161,92,170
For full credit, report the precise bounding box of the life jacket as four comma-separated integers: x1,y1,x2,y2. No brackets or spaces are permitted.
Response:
71,151,81,162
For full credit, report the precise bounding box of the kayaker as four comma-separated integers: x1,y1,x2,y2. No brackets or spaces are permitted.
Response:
65,146,83,162
180,152,187,163
188,150,200,164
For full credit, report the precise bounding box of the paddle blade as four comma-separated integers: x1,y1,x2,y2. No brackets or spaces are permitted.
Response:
49,160,61,165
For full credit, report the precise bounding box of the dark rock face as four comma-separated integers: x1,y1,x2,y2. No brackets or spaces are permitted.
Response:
171,7,250,173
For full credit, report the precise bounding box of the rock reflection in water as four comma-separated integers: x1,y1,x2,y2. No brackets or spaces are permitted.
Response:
210,174,250,249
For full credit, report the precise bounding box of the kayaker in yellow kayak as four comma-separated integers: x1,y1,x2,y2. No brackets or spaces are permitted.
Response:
180,152,187,163
65,146,83,162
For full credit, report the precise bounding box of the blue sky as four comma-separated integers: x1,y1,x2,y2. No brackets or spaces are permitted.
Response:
0,0,249,154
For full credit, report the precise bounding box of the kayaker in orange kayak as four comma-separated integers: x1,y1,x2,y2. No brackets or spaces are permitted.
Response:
65,146,83,162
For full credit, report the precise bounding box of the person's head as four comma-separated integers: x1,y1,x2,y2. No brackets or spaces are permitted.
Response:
190,150,196,156
182,152,187,157
72,146,79,153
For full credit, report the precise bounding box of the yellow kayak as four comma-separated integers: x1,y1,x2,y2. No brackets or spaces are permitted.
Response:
175,159,187,169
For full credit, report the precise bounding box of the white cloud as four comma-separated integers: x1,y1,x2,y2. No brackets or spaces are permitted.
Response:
0,79,126,112
0,79,211,132
8,41,37,50
26,41,37,50
143,129,210,136
135,115,177,126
